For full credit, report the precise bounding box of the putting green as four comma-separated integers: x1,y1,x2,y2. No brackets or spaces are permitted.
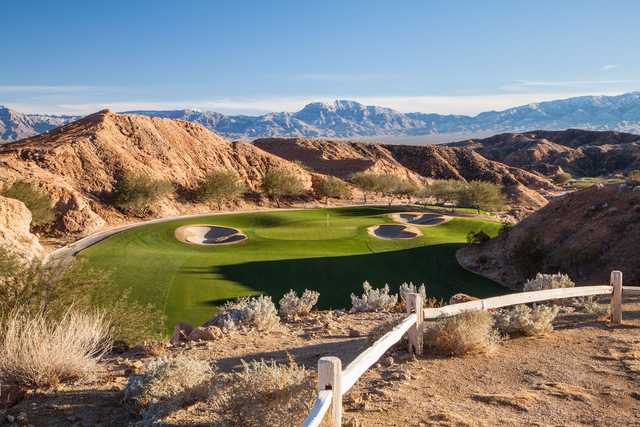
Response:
79,207,507,332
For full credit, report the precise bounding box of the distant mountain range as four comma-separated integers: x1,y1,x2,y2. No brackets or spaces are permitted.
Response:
2,91,640,142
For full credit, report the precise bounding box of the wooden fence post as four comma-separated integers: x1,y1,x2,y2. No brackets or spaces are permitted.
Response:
406,293,424,355
318,356,342,426
610,270,623,325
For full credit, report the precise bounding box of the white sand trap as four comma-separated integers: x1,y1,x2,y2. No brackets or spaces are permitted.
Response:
368,224,422,240
175,225,247,245
390,212,451,226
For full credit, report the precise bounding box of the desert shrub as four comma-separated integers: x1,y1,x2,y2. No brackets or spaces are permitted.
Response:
0,309,111,387
392,179,421,202
350,172,379,203
313,176,352,204
1,180,54,226
209,295,280,332
399,282,426,309
194,170,246,209
576,296,610,316
554,171,572,185
278,289,320,319
350,281,398,312
493,304,560,336
523,272,575,292
0,248,165,344
111,173,173,214
466,230,491,244
425,179,466,211
221,358,314,427
124,355,215,423
260,168,306,207
424,310,498,356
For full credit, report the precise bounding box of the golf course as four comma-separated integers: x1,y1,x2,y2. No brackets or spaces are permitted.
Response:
79,206,507,331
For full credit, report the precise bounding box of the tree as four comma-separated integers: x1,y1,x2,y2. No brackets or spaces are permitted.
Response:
392,179,421,203
111,174,174,215
350,172,378,203
375,175,404,205
1,180,54,226
459,180,506,214
195,170,246,210
313,176,351,205
260,168,306,207
426,179,465,211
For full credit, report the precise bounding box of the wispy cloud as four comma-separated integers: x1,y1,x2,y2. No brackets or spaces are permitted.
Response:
0,85,116,94
500,79,638,91
601,64,620,71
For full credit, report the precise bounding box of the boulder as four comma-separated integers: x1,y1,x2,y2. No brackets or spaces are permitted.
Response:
0,195,45,262
448,293,479,305
188,325,224,341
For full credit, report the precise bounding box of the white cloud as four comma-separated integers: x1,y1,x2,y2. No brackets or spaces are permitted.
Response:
601,64,620,71
500,79,637,92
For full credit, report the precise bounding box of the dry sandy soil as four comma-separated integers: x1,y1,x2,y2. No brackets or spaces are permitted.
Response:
3,298,640,426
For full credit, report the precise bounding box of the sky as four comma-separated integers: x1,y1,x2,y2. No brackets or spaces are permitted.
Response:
2,0,640,116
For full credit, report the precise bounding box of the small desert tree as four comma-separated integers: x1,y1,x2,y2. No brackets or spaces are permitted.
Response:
350,172,378,203
1,180,54,226
392,179,420,203
111,174,173,215
427,179,465,211
459,180,506,214
375,174,404,205
194,170,246,210
260,168,306,207
313,176,351,205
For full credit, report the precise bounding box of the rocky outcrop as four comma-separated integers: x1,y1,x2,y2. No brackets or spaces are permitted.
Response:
458,184,640,288
0,110,312,236
0,195,45,262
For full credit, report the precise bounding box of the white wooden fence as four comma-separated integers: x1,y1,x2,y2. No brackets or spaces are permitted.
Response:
302,271,632,426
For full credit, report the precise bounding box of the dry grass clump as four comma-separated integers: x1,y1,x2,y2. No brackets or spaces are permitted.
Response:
220,357,314,427
0,309,111,388
124,355,215,423
350,281,398,312
523,272,575,292
493,304,560,336
208,295,280,332
278,289,320,320
424,310,498,356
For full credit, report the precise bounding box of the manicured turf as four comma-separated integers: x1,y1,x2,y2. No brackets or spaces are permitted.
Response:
80,207,507,332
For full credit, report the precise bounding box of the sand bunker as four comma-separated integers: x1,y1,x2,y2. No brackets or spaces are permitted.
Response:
391,212,451,226
175,225,247,245
368,224,422,240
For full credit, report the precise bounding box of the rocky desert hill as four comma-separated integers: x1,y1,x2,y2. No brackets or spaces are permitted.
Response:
458,183,640,288
447,128,640,177
0,110,312,236
255,137,558,210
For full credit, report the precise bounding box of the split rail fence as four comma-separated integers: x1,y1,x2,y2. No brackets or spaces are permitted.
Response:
302,270,640,426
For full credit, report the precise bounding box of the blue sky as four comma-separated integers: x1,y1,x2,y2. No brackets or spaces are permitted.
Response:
2,0,639,115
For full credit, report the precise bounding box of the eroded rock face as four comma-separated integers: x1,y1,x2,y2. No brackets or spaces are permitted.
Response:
0,195,45,262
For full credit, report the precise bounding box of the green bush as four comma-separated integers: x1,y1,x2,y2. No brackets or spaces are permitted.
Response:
1,180,54,226
466,230,491,244
194,170,246,209
260,168,306,207
111,174,173,214
425,179,466,211
313,176,351,204
0,248,165,344
459,180,506,214
554,171,572,185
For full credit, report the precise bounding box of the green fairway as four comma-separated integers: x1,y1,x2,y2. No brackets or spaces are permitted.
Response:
79,207,507,332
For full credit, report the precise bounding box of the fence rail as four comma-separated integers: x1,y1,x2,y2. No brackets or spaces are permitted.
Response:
301,271,627,427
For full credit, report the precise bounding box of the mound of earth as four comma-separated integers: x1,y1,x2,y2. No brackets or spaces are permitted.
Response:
368,224,422,239
391,212,450,226
0,110,312,236
175,225,246,245
255,137,558,211
0,195,45,261
447,129,640,177
457,183,640,289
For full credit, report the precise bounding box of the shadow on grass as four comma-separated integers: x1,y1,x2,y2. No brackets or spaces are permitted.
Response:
180,243,509,310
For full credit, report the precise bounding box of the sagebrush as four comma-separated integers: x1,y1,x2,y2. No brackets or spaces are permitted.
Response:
278,289,320,319
350,281,398,312
220,358,314,427
0,309,111,387
208,295,280,332
523,272,575,292
124,355,215,424
424,310,498,356
493,304,560,336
